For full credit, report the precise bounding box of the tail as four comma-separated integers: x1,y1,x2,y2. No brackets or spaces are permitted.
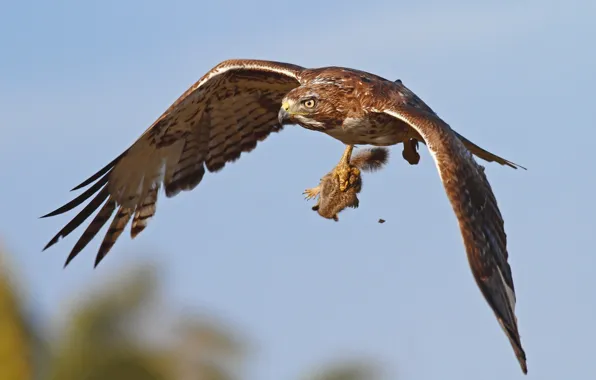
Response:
350,147,390,172
454,132,526,170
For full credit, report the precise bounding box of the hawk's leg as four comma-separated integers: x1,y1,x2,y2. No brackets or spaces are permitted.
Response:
303,185,321,200
334,144,360,192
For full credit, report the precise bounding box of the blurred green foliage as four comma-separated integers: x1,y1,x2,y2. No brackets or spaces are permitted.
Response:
0,247,384,380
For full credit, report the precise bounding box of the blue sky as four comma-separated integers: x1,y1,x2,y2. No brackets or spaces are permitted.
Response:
2,0,596,378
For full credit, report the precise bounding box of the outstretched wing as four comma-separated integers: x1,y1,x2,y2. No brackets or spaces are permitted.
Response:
381,105,527,374
42,59,305,267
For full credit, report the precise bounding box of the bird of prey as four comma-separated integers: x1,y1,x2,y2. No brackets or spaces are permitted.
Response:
304,147,390,221
41,59,527,373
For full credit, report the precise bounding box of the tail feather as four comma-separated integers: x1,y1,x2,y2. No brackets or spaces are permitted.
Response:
454,132,526,170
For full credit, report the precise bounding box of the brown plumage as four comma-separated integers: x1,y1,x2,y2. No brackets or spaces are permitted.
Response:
391,78,524,169
41,59,527,372
304,147,389,221
383,106,527,374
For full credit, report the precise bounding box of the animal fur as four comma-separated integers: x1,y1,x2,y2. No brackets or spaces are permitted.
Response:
304,147,389,221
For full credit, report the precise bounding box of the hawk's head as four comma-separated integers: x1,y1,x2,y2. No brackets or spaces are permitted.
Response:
277,84,347,131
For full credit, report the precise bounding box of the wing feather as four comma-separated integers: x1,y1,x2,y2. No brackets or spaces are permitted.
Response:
131,186,158,239
70,153,127,191
64,198,117,267
382,105,527,374
42,59,304,266
41,174,110,218
42,187,111,250
94,206,132,267
164,132,206,197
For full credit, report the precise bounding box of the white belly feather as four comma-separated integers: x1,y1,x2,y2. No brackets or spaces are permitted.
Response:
324,117,409,146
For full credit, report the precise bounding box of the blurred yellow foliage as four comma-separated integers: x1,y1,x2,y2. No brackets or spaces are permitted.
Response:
0,246,386,380
0,250,33,380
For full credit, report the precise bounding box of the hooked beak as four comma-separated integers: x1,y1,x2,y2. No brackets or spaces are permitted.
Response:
278,102,291,125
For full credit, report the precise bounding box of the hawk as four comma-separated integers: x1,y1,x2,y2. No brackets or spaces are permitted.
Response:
41,59,527,373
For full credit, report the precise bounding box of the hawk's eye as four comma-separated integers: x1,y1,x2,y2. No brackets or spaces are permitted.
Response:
302,99,316,108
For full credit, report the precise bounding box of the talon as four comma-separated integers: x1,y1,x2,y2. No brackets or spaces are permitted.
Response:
335,163,360,192
335,145,356,192
337,172,350,192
